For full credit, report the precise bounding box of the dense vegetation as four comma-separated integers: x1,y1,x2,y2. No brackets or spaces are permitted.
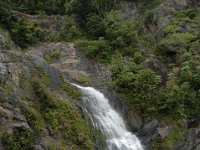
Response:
0,0,200,149
1,0,199,119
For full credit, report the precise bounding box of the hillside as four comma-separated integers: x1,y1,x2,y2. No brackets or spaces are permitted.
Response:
0,0,199,150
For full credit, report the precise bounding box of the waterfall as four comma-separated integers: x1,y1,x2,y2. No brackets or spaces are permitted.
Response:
72,83,143,150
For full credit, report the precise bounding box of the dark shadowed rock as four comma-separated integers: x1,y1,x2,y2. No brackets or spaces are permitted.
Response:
0,140,4,150
127,110,143,131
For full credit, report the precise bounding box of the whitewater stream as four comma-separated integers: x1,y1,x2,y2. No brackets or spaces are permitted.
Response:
72,83,143,150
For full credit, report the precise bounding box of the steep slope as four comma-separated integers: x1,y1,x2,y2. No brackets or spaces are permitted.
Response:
0,39,94,149
0,0,200,150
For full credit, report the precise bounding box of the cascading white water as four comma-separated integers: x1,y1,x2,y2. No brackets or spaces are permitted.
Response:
72,83,143,150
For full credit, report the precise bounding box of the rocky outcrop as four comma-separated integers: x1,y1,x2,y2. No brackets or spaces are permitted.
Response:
174,128,200,150
120,1,139,20
153,0,188,29
0,41,94,149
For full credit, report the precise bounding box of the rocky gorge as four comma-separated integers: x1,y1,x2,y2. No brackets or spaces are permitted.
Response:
0,0,200,149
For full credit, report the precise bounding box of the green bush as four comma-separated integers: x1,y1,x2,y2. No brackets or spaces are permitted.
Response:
158,32,196,54
59,17,82,41
2,130,35,150
0,0,15,27
78,38,112,61
111,55,161,115
44,49,62,64
11,19,46,48
86,15,105,38
31,77,93,149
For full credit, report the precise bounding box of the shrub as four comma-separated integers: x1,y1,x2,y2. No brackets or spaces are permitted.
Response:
59,17,82,41
31,77,93,149
11,19,45,48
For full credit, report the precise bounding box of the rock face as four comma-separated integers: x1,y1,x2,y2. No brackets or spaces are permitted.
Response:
174,128,200,150
120,1,139,20
0,42,94,149
153,0,188,29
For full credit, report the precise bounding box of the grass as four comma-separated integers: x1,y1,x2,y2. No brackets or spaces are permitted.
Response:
73,74,91,85
40,72,50,85
2,76,93,149
59,73,82,100
44,49,62,64
151,120,185,149
31,77,93,149
2,130,35,150
60,82,82,100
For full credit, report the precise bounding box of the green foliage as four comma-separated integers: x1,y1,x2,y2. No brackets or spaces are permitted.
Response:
40,73,50,85
68,0,119,25
158,32,196,54
9,0,69,15
31,77,93,149
86,15,105,38
73,74,91,85
152,122,185,149
137,0,161,10
76,11,140,62
111,54,161,115
0,0,15,27
11,19,46,48
59,17,82,41
60,82,82,100
2,130,34,150
60,74,82,100
77,38,112,62
44,49,62,64
104,11,138,51
144,11,154,27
